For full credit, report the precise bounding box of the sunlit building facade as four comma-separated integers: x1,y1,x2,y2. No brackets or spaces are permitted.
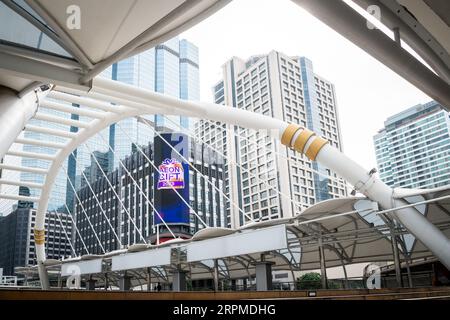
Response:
374,101,450,189
0,37,199,215
110,37,199,169
197,51,347,228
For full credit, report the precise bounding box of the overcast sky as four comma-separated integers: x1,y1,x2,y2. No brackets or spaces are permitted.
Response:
181,0,432,170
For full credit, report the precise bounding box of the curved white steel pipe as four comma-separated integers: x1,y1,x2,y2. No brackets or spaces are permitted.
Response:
90,78,450,269
34,104,164,279
0,87,39,160
30,78,450,289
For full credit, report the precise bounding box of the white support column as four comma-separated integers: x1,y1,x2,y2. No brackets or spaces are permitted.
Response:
172,269,187,292
119,272,132,291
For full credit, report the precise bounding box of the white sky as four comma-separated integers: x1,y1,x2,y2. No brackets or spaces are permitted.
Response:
181,0,432,170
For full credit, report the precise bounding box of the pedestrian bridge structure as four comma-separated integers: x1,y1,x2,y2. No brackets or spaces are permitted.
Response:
0,0,449,291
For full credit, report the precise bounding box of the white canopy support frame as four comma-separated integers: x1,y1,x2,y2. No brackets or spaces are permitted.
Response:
0,77,449,289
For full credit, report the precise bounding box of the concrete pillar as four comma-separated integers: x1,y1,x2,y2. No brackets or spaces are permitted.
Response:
172,270,187,292
0,87,39,160
147,267,152,291
255,262,274,291
86,278,97,291
37,261,50,290
119,273,132,291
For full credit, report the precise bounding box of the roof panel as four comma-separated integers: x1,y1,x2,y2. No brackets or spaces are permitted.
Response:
33,0,220,64
0,1,71,58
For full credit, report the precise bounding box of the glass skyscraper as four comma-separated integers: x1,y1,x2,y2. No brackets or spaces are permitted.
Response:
197,51,347,228
109,36,200,169
7,37,199,214
374,101,450,189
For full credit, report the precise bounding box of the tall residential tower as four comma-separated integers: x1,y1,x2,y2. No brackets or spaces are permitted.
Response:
374,101,450,189
27,37,199,213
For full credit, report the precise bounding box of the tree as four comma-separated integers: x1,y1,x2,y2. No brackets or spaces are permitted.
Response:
297,272,322,290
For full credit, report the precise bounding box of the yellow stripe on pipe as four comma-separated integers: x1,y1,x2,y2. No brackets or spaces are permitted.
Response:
293,129,315,153
305,137,328,161
281,124,301,147
34,229,45,245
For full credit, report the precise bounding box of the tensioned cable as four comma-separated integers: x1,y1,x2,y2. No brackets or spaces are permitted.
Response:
61,164,106,253
92,134,179,239
203,118,351,189
162,115,307,213
56,156,89,254
69,152,123,247
164,116,447,231
181,118,384,237
62,201,89,255
205,118,349,190
115,122,209,228
83,142,154,243
54,210,76,256
139,116,256,224
90,134,177,243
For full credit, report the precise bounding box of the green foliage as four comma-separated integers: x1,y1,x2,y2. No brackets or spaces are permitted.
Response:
296,272,322,290
327,280,341,289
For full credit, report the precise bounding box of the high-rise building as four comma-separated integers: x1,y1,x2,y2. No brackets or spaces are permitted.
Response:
196,51,347,228
74,134,226,254
0,208,72,275
20,104,73,213
374,101,450,189
0,37,198,214
179,39,200,129
108,37,199,169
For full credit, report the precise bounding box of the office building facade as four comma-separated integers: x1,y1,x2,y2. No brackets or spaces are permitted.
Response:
196,51,347,228
74,134,226,254
0,208,72,275
374,101,450,189
2,37,198,214
108,37,200,170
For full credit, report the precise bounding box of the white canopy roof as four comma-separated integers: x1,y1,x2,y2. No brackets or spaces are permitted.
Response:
17,186,450,285
0,0,230,92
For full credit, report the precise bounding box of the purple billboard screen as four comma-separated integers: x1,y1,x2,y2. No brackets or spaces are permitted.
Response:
154,133,190,225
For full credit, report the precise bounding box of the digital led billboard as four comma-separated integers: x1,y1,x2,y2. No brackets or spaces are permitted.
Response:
157,158,185,189
153,133,190,225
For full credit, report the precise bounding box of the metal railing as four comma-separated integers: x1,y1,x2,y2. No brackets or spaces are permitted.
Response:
181,272,437,292
0,276,18,287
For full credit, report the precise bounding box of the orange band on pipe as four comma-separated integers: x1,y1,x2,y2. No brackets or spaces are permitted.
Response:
281,124,301,147
293,129,315,153
34,229,45,245
305,137,328,161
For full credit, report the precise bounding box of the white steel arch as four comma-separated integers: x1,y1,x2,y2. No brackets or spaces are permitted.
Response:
1,77,450,289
